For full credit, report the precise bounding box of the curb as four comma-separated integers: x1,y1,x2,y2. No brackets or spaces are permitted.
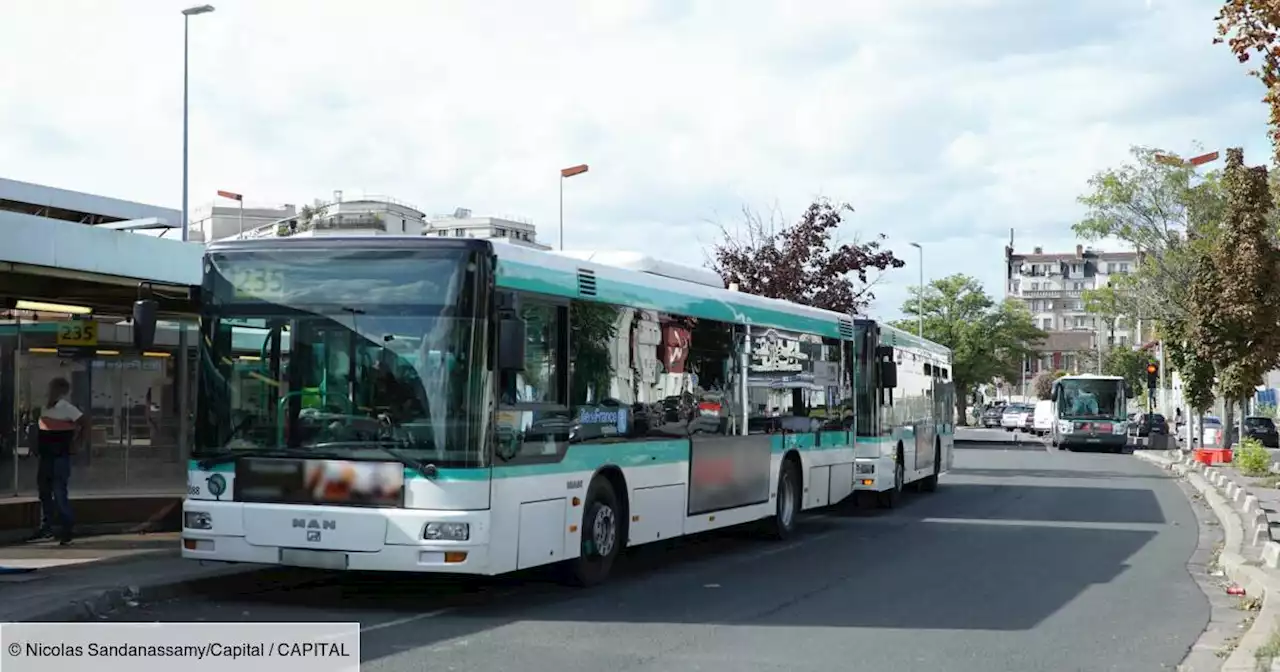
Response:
1133,450,1280,671
23,563,334,623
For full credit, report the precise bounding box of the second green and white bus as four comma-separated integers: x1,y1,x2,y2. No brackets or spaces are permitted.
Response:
133,236,956,585
1050,373,1133,453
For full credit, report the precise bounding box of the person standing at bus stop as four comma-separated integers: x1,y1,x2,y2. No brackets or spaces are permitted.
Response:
28,377,87,545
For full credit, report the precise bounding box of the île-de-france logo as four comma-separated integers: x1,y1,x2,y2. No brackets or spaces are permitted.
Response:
205,473,227,501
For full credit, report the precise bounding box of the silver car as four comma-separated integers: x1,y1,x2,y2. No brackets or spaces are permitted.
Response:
1001,404,1034,431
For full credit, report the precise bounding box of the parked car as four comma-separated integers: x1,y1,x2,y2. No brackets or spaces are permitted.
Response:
1001,404,1034,432
1131,413,1168,437
1199,416,1223,447
1033,400,1054,436
981,406,1004,428
1240,416,1280,448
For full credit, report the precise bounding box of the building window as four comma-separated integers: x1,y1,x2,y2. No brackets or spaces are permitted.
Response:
1042,318,1052,330
454,229,465,237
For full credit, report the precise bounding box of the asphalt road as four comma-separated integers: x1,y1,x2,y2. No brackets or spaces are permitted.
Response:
106,444,1209,672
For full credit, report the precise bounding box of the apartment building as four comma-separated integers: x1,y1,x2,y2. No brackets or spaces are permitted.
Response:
425,208,551,250
1005,243,1141,380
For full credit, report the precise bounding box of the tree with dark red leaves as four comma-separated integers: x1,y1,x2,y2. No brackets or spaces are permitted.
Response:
708,199,905,315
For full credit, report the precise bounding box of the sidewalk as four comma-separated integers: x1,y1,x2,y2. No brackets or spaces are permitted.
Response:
1135,449,1280,672
0,532,318,622
0,491,182,545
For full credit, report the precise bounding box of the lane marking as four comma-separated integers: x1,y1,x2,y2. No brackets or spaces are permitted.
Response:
916,516,1168,532
360,607,454,633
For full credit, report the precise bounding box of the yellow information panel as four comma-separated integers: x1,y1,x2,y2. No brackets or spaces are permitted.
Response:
56,320,99,347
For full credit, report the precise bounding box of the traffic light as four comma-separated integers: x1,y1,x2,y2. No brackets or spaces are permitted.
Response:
1146,362,1158,389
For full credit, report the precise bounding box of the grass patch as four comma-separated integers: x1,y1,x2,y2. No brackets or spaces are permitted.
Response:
1253,474,1280,489
1255,628,1280,665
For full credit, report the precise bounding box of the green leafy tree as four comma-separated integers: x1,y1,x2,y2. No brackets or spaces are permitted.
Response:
1073,145,1226,332
892,274,1045,424
1102,347,1150,396
1189,148,1280,445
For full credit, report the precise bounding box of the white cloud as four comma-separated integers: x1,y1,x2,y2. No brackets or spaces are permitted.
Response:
0,0,1271,321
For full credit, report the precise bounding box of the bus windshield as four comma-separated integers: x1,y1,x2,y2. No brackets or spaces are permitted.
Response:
193,247,490,469
1055,377,1125,421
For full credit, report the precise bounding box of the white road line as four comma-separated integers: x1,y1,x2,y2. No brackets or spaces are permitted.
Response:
360,607,455,633
917,516,1168,532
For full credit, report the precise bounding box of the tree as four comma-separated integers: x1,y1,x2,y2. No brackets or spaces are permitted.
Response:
710,198,904,314
1102,347,1150,397
891,274,1046,424
1073,145,1226,332
1189,148,1280,445
1215,0,1280,166
1032,370,1065,400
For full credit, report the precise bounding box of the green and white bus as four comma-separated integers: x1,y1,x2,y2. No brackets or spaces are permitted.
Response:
132,236,956,585
1050,373,1133,453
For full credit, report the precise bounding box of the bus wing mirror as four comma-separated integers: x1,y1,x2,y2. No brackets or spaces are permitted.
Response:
1051,384,1059,402
497,317,526,371
132,299,158,349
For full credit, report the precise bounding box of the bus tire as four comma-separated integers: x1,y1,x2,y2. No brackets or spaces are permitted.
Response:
877,447,905,509
919,440,941,493
565,476,622,588
764,457,801,540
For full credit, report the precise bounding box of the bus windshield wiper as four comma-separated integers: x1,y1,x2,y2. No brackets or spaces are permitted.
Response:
307,440,439,479
374,444,439,480
195,447,309,471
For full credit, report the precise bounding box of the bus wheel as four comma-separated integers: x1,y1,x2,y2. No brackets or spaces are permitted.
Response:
764,458,801,540
565,476,622,587
919,442,941,493
877,452,905,509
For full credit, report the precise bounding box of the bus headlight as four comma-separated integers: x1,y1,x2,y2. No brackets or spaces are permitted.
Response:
1113,423,1128,435
856,463,876,475
424,522,470,541
184,511,212,530
1058,421,1073,434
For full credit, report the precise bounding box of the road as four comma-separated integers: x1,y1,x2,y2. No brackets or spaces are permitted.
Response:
107,444,1210,672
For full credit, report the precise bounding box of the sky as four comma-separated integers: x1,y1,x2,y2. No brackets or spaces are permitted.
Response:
0,0,1273,321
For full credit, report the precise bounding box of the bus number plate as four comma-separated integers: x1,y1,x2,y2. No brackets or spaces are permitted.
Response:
281,549,349,570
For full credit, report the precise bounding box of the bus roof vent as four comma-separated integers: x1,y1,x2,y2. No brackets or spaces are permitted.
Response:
838,317,855,339
554,250,725,288
577,268,598,297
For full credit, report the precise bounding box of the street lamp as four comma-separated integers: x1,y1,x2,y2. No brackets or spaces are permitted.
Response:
217,190,244,237
559,164,589,251
909,242,923,338
181,4,215,243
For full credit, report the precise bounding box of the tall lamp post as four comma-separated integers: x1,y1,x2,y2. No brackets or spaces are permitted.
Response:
181,4,215,242
909,242,923,338
217,190,244,237
559,164,589,251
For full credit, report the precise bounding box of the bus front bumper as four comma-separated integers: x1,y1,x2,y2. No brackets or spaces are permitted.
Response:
1058,433,1127,450
180,501,495,574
